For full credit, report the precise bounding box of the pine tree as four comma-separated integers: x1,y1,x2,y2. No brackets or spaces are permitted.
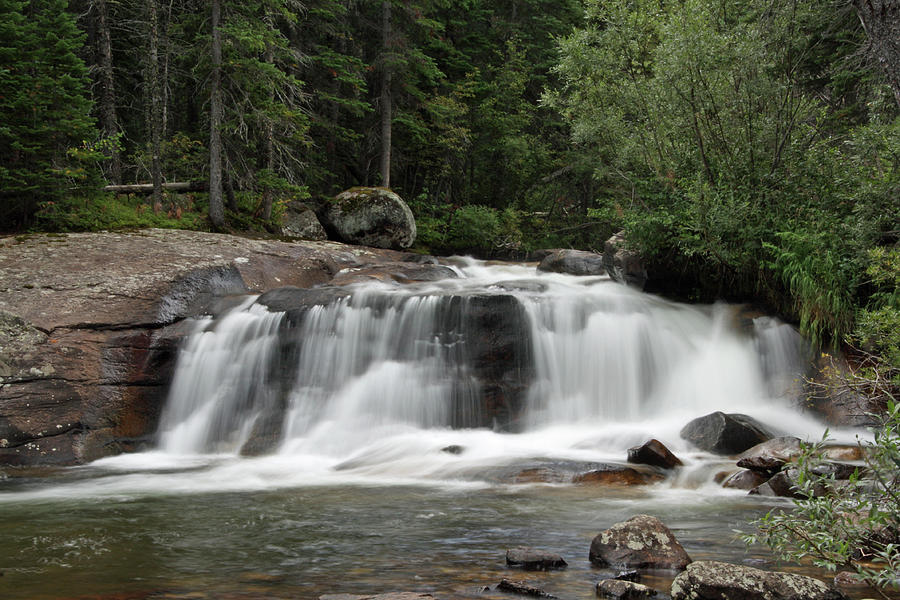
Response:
0,0,97,230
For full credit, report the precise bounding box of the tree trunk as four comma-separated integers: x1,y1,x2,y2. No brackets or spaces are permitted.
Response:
854,0,900,108
208,0,225,229
95,0,121,184
261,38,275,223
379,0,392,188
148,0,164,208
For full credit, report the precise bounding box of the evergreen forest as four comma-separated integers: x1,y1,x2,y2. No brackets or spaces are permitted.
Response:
1,0,898,364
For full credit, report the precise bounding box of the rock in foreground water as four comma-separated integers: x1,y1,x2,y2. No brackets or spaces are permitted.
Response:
589,514,692,570
506,547,568,571
627,439,683,469
670,561,847,600
596,579,658,599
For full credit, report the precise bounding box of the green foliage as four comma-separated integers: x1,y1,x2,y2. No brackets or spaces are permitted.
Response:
0,0,99,230
32,193,206,232
743,400,900,595
549,0,900,344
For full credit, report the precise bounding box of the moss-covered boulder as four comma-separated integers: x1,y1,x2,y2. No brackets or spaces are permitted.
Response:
319,187,417,250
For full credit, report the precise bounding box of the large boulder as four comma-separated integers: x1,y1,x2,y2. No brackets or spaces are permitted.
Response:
282,201,327,240
536,249,606,276
603,231,647,289
680,412,774,455
319,187,417,250
589,515,692,570
670,561,847,600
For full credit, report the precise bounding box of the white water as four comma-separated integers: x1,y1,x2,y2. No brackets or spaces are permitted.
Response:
8,260,854,500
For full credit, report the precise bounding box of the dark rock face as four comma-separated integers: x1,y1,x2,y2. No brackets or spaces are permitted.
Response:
680,412,774,455
627,439,683,470
282,202,327,240
596,579,658,599
670,560,847,600
319,187,417,250
505,547,568,571
536,249,606,276
603,231,647,289
589,515,692,571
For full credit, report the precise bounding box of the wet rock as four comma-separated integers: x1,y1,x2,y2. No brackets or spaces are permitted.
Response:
319,594,435,600
721,469,769,491
319,187,417,250
282,201,327,240
738,437,802,467
589,514,692,571
574,465,665,486
832,571,866,589
537,249,607,277
614,571,640,582
505,547,568,571
255,286,351,314
735,456,786,478
329,263,458,286
627,439,683,470
0,229,409,467
497,578,556,598
603,231,647,289
680,412,774,455
810,461,863,480
670,560,847,600
440,445,464,455
596,579,658,599
755,469,804,498
822,445,865,462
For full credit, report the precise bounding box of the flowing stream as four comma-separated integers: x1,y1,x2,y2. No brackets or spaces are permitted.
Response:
0,260,871,599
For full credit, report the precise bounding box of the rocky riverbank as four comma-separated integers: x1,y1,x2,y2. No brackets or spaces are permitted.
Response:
0,230,426,466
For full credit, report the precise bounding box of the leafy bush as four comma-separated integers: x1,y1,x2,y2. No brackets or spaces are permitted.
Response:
32,193,206,232
743,398,900,595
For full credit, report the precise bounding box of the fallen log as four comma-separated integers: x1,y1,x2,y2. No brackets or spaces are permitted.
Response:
103,181,207,194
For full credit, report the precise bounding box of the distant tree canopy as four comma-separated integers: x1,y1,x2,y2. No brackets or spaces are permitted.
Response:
0,0,897,359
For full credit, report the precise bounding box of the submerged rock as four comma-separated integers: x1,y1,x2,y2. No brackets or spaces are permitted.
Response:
627,439,683,470
596,579,658,599
319,187,417,250
497,578,556,598
320,594,435,600
505,547,568,571
680,412,774,455
670,560,847,600
589,515,692,571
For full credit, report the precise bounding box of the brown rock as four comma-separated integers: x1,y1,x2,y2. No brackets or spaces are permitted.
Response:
574,465,664,486
589,515,692,570
721,469,769,491
627,439,683,469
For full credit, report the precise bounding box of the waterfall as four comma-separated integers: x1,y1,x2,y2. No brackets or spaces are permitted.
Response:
155,260,816,470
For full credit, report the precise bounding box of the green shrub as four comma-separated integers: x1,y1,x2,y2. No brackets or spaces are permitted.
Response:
743,399,900,595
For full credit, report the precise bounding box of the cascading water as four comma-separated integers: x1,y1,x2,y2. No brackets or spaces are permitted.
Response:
149,259,825,483
4,259,876,600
